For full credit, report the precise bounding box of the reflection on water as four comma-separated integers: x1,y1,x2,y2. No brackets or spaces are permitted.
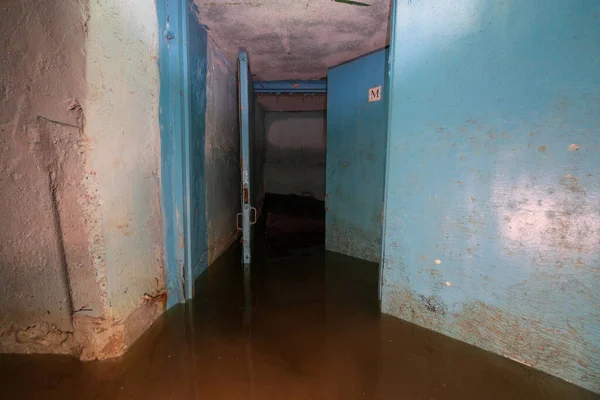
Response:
0,242,596,399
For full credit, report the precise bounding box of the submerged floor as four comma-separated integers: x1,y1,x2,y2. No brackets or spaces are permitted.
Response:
1,242,596,399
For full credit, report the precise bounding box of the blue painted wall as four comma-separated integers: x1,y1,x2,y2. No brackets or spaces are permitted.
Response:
326,50,388,263
382,0,600,392
187,6,209,283
156,0,188,306
157,0,212,304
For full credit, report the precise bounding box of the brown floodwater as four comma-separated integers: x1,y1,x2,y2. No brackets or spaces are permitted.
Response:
0,242,596,399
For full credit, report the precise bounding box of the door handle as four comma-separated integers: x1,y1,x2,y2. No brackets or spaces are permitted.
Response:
237,208,257,230
236,213,242,231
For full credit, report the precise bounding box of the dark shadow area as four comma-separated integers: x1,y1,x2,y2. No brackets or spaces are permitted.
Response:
262,192,326,257
0,239,596,399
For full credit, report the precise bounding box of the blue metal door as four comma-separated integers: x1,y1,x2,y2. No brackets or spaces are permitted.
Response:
326,50,389,286
237,52,256,264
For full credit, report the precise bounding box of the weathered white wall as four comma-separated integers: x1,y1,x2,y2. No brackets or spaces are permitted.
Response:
0,0,165,359
82,0,164,357
257,94,327,112
0,0,91,355
204,38,240,265
264,112,326,200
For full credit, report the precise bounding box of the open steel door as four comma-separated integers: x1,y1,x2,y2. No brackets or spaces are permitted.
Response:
237,51,257,264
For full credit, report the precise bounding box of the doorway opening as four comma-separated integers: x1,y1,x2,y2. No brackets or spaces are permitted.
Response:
258,94,328,257
233,50,389,302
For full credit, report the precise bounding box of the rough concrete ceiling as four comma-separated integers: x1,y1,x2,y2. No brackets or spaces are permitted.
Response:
194,0,391,80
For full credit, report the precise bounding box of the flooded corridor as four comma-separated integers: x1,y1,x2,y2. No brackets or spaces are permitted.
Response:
1,239,596,399
1,1,598,398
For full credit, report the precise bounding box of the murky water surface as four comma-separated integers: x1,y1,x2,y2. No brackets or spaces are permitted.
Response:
1,243,596,399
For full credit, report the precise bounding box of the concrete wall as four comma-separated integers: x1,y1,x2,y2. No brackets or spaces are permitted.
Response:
78,0,165,359
0,0,165,359
253,101,266,215
257,94,327,112
325,50,388,263
263,112,326,200
0,0,89,354
382,0,600,392
205,37,239,265
193,0,390,80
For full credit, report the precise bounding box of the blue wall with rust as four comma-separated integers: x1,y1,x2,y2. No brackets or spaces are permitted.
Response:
188,7,209,283
381,0,600,392
157,0,212,305
157,0,188,306
326,49,388,263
